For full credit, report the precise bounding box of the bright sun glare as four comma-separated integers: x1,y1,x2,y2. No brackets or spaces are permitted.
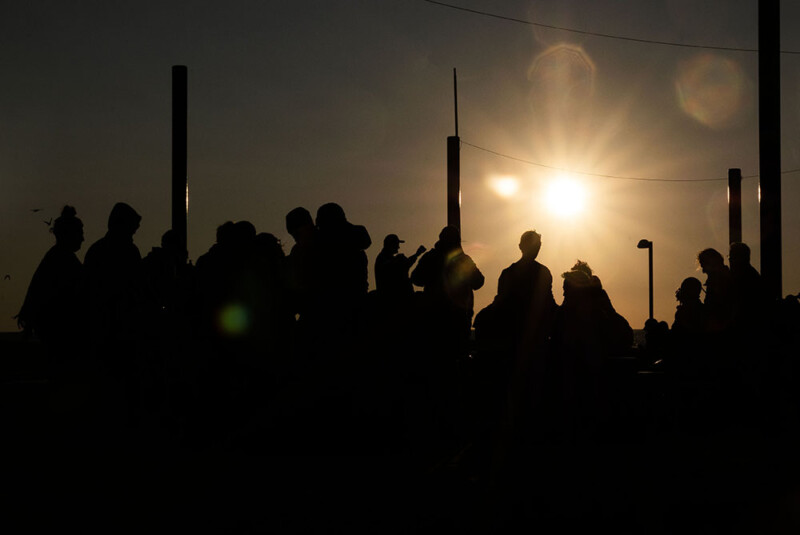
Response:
489,175,520,198
544,176,587,217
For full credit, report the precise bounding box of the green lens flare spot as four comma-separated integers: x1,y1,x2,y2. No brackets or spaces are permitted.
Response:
218,303,251,336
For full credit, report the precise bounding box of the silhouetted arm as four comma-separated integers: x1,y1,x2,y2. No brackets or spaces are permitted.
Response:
405,245,426,270
351,224,371,250
496,267,511,304
469,258,485,290
410,251,431,288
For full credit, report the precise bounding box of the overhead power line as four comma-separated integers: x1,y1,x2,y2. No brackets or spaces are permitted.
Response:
461,141,800,182
422,0,800,55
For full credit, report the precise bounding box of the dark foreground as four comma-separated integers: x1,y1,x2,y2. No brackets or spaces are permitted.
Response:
3,333,800,534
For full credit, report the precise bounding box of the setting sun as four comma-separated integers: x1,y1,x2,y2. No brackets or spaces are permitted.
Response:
544,176,587,217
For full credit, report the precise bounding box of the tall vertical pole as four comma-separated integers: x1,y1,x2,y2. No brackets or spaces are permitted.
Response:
728,168,742,245
447,68,461,233
647,245,654,321
172,65,188,258
758,0,782,299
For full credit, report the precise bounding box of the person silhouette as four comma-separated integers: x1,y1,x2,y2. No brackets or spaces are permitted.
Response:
671,277,707,335
411,225,485,355
83,202,144,429
284,207,321,327
570,260,633,354
313,202,372,344
410,225,484,459
374,234,425,298
551,261,631,442
697,248,733,334
17,205,85,349
142,229,191,335
252,231,293,351
315,202,372,299
84,202,144,346
668,276,709,380
493,230,556,352
728,242,767,330
473,230,556,476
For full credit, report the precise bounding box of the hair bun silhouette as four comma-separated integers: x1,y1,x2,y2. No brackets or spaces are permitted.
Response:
53,204,82,240
60,205,77,219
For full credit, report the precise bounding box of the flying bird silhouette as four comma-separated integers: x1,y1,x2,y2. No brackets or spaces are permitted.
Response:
44,218,53,226
3,275,10,281
30,208,42,213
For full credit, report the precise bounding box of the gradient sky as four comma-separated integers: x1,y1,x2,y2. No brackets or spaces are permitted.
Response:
2,0,800,332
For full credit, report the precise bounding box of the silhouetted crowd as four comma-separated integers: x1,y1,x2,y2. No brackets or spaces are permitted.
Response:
14,202,800,479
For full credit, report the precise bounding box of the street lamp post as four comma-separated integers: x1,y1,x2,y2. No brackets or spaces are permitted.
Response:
637,239,654,321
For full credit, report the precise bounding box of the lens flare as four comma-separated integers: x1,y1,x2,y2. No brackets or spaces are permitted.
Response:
488,175,520,198
676,53,749,129
529,44,595,110
217,303,251,337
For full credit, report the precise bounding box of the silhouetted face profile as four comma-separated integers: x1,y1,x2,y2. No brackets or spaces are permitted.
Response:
676,276,702,303
698,248,725,274
519,230,542,258
728,242,750,269
286,207,313,239
383,234,402,254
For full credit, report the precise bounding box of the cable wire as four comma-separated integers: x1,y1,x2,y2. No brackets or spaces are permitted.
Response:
422,0,800,55
461,140,800,182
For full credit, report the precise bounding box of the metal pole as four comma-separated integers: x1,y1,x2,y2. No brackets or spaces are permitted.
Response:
172,65,188,259
647,245,654,320
728,168,742,245
447,136,461,232
453,68,459,137
758,0,782,299
447,68,461,233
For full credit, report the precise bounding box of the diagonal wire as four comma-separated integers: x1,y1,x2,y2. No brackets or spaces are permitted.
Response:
462,140,800,182
422,0,800,55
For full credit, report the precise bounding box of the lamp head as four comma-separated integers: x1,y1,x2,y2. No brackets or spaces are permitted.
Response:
637,239,652,249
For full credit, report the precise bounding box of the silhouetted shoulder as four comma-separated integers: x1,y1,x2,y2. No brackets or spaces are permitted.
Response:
350,224,371,250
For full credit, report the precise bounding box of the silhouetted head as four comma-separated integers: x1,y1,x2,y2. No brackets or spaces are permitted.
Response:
231,220,257,247
161,229,178,250
286,207,313,236
383,233,403,253
216,221,236,245
108,202,141,238
519,230,542,258
438,225,461,249
729,242,751,269
570,260,593,278
644,319,669,342
159,229,187,261
676,276,702,303
562,268,591,299
52,205,84,252
697,248,725,274
255,232,284,260
316,202,347,230
569,260,603,289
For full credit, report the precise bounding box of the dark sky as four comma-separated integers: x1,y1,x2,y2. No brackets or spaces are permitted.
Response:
2,0,800,331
